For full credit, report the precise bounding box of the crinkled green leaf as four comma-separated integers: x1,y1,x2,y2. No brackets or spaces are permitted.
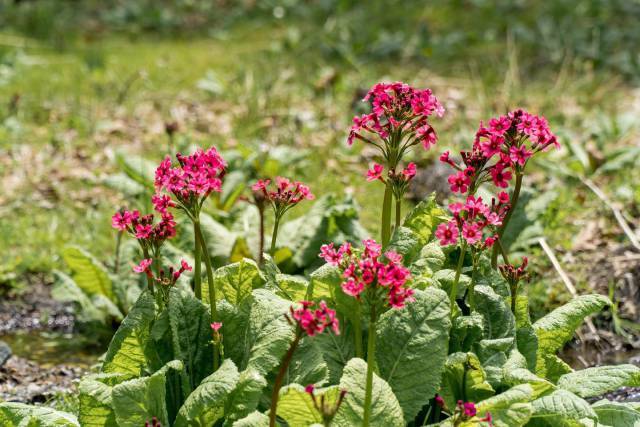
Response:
102,291,156,376
277,384,341,426
174,359,239,427
112,360,185,427
0,403,79,427
275,274,309,302
475,384,534,427
219,289,295,376
333,358,404,427
557,364,640,398
440,352,495,411
533,294,609,379
168,287,214,389
231,411,269,427
313,321,355,383
223,368,267,426
530,389,597,425
592,400,640,427
432,269,471,302
62,246,114,301
376,288,451,421
285,336,329,387
78,372,131,427
212,258,265,306
308,263,340,302
504,368,556,399
474,285,515,340
450,313,485,353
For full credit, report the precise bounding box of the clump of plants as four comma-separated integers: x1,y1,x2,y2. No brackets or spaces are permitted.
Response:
4,82,640,427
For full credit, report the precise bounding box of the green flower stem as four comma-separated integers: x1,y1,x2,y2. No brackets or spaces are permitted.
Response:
354,302,363,358
141,248,154,294
510,283,518,315
270,215,281,255
269,332,302,427
114,231,123,274
362,306,377,427
193,220,202,299
468,256,478,311
194,220,219,371
258,205,265,265
491,172,523,268
395,196,402,230
381,182,393,246
450,242,467,315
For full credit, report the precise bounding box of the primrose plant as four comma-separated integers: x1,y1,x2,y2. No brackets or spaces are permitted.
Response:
10,82,640,427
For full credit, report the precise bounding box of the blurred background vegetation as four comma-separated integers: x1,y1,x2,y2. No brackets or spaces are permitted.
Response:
1,0,640,351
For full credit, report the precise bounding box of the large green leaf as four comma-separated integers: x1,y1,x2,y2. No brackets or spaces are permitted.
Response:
308,263,341,302
78,372,131,427
333,358,404,427
277,384,342,426
474,285,516,340
529,389,597,426
449,313,484,353
475,384,534,427
440,352,495,411
111,360,186,427
557,364,640,398
231,411,269,427
223,368,267,426
102,291,157,376
219,289,295,376
504,368,556,399
592,400,640,427
0,403,79,427
168,287,214,389
210,258,265,306
533,294,609,378
62,246,114,301
313,321,355,383
376,288,450,422
285,336,329,387
274,274,309,302
174,359,239,427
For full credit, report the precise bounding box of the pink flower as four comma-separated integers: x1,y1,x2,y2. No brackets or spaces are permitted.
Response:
417,125,438,149
448,202,464,215
439,151,456,167
462,222,482,245
464,195,489,218
181,260,192,271
435,395,445,408
362,239,382,258
463,402,477,418
366,163,384,182
151,194,175,214
481,134,504,158
448,171,470,194
111,211,133,230
210,322,222,332
509,144,533,166
252,177,314,209
436,221,459,246
135,224,153,239
498,191,510,204
489,164,512,188
291,300,340,336
133,259,153,274
252,179,270,192
305,384,315,395
402,162,417,179
480,412,493,425
489,116,511,135
319,243,346,266
342,279,365,297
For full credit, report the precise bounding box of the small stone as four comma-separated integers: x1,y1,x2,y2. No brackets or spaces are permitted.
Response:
0,341,11,368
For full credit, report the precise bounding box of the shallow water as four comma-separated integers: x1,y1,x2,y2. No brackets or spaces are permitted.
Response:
0,331,103,368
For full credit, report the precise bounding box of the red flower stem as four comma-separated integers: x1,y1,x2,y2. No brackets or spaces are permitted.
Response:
381,182,393,246
491,172,523,268
194,220,219,371
362,306,378,427
269,332,302,427
193,220,202,299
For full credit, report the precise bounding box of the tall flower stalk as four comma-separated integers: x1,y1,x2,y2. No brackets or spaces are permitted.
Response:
269,301,340,427
319,239,414,427
252,177,314,255
153,147,227,371
348,82,443,246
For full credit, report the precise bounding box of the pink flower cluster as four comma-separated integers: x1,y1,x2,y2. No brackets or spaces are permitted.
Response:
435,194,509,247
454,400,492,425
319,239,414,309
348,82,444,148
154,147,227,209
133,258,192,286
290,301,340,337
252,177,314,213
499,256,529,286
441,109,558,195
111,209,176,245
366,162,416,183
144,417,162,427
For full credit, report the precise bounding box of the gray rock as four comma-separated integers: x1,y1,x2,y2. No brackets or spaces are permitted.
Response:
0,340,11,367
